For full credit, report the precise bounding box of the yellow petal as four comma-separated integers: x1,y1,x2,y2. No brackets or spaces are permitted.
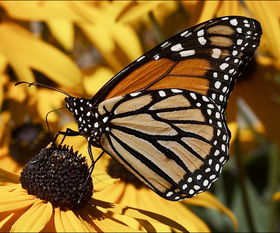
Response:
92,170,119,192
68,1,104,23
93,214,143,232
0,168,19,183
0,77,3,108
0,194,36,213
0,53,7,72
217,1,245,17
1,1,86,22
116,1,162,23
83,67,114,96
272,191,280,200
83,205,142,232
55,208,89,232
60,209,88,232
11,200,53,232
0,213,14,231
185,192,238,230
198,0,219,23
113,24,143,62
228,121,238,146
138,187,210,232
93,180,127,202
247,2,280,60
81,23,115,54
36,89,65,122
0,22,82,91
47,19,74,51
80,24,124,71
92,199,188,232
54,208,65,232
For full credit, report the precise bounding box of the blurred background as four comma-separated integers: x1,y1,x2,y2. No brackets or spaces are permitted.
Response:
0,1,279,232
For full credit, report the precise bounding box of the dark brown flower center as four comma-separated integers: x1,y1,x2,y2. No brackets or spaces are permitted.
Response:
20,144,93,209
9,123,53,165
106,158,145,189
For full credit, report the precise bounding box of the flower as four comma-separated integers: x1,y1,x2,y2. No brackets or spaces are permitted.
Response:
93,156,238,232
0,2,82,90
272,191,280,201
185,1,280,66
0,144,188,232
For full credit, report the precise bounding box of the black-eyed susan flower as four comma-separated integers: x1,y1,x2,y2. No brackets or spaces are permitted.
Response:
0,144,188,232
93,155,238,232
0,83,58,174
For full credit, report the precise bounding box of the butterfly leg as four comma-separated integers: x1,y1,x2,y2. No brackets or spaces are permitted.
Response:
51,128,80,147
77,149,105,205
87,143,104,168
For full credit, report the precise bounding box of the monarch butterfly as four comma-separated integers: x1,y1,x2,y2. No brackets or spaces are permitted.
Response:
17,16,262,201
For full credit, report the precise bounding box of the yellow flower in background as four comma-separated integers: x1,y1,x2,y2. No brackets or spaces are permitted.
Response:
0,7,82,92
71,1,144,71
0,79,64,174
1,1,280,232
272,191,280,201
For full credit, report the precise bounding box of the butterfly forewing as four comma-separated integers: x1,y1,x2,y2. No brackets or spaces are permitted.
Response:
93,16,261,114
98,89,229,200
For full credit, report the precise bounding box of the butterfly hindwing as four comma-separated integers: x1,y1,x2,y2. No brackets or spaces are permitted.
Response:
98,89,229,200
93,16,261,114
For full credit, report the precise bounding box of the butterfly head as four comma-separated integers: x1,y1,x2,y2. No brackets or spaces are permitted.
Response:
65,97,103,146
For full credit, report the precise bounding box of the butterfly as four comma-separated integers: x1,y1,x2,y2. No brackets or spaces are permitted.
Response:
17,16,262,201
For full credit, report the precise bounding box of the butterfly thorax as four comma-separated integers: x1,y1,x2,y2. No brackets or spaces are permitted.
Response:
65,97,104,147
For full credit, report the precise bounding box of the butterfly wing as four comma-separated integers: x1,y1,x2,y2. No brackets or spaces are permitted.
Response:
91,16,262,113
97,89,229,200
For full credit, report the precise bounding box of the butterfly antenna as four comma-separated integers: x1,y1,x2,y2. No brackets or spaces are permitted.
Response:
15,81,72,97
45,107,66,134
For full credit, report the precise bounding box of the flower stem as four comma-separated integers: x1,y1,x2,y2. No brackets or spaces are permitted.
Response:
234,129,256,232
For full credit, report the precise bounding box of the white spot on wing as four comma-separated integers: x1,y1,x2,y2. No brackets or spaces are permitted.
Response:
130,92,141,97
159,90,166,97
215,81,221,89
220,63,229,70
180,50,195,57
136,56,145,62
230,19,238,26
171,43,184,51
212,48,221,59
160,41,170,48
166,191,173,197
180,30,188,37
171,89,183,93
237,39,243,45
198,37,207,45
190,93,197,100
197,29,204,37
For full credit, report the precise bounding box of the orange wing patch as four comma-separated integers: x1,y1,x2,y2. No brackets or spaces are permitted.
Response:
105,59,176,99
105,58,211,99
